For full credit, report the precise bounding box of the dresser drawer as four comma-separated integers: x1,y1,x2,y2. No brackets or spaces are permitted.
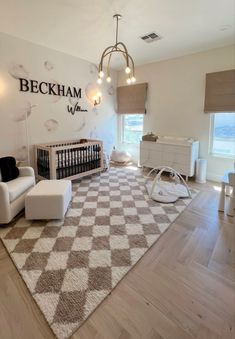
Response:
140,148,162,167
163,162,191,176
140,141,162,152
162,144,191,155
162,152,190,165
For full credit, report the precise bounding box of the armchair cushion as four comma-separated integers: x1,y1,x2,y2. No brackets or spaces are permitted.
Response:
6,176,35,202
0,157,19,182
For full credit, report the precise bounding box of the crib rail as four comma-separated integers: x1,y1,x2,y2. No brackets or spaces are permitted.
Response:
35,139,103,180
36,147,50,179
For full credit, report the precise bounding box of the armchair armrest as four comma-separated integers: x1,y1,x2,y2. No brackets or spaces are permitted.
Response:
0,182,10,223
18,166,35,178
0,182,9,204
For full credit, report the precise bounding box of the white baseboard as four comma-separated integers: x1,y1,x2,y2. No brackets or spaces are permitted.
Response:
206,172,222,183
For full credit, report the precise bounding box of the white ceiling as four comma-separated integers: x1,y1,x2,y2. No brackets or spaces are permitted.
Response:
0,0,234,69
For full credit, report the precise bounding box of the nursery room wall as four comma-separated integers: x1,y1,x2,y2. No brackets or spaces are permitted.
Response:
117,45,235,181
0,32,117,166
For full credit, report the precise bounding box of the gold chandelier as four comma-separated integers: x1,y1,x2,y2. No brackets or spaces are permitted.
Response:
97,14,136,85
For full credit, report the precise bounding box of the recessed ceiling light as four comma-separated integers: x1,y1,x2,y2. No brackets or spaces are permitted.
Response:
219,24,231,31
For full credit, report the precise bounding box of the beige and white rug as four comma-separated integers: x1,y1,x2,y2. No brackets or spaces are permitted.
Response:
0,168,197,339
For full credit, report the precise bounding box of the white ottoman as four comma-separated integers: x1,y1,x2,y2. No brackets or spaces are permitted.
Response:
25,180,72,220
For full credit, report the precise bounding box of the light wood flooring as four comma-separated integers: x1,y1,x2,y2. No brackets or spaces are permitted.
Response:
0,179,234,339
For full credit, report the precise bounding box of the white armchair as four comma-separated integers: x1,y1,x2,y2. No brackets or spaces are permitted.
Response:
0,167,35,224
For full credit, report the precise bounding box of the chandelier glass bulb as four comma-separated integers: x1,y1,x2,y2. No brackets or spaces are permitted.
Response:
106,76,111,83
131,76,136,83
125,66,131,74
99,70,104,78
126,78,131,85
97,78,102,84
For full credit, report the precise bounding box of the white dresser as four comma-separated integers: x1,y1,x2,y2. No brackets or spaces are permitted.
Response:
140,137,199,179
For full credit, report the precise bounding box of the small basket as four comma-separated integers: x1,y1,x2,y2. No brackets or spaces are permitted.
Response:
142,133,158,142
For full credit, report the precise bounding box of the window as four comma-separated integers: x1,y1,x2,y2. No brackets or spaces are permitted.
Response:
121,114,144,144
210,113,235,158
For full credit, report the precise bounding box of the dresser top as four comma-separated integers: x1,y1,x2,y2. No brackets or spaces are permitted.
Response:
141,136,198,147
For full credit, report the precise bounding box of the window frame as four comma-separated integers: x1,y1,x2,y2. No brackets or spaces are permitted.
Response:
119,114,144,145
209,112,235,159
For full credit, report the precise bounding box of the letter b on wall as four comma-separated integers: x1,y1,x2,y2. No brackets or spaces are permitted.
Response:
19,78,29,92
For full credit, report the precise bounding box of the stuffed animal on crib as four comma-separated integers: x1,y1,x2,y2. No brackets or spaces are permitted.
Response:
80,138,88,144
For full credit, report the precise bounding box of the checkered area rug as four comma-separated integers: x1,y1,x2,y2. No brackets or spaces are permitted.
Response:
0,168,197,339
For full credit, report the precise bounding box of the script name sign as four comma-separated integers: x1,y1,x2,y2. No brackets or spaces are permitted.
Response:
19,78,88,113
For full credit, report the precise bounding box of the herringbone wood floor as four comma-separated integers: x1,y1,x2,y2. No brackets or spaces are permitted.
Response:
0,179,234,339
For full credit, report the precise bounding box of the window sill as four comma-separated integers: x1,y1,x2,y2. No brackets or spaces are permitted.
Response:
120,141,140,146
210,153,235,160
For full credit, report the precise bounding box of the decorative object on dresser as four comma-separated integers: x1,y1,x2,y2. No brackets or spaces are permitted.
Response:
140,136,199,181
142,132,158,142
35,139,103,181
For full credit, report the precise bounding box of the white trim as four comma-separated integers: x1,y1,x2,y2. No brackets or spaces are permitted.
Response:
117,114,123,144
209,113,214,155
207,172,222,183
209,112,235,158
210,153,235,160
120,115,124,143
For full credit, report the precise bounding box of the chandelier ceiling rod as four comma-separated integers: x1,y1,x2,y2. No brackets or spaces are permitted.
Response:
115,14,119,45
97,14,136,85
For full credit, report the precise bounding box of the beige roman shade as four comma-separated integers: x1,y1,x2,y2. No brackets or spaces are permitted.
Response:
204,69,235,113
117,83,147,114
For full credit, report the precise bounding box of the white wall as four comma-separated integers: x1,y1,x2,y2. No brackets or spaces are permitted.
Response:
118,45,235,181
0,33,117,166
0,33,234,181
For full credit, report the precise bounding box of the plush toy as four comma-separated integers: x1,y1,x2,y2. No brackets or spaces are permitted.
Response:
0,157,19,182
80,138,88,144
